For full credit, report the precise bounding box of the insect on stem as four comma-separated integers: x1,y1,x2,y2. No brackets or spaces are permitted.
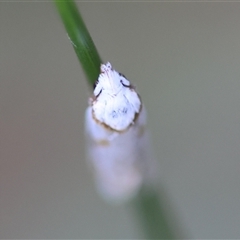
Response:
85,62,155,203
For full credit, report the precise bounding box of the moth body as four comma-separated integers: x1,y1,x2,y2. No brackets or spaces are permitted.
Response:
85,62,153,202
91,62,141,132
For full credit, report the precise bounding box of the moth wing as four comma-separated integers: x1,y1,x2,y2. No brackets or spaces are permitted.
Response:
85,106,153,202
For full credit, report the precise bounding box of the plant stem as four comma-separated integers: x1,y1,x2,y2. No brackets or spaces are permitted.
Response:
54,0,101,85
132,186,176,239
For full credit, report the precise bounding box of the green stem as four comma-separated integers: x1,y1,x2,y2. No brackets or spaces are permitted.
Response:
132,186,176,239
54,0,101,85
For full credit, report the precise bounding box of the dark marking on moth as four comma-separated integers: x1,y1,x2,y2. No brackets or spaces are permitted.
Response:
112,110,117,118
122,108,128,114
119,72,127,79
120,79,130,88
95,89,102,98
93,79,99,90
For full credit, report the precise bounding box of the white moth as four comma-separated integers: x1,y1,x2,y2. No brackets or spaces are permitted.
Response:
85,62,154,202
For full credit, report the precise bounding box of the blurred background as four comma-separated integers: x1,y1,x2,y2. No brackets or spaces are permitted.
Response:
1,1,240,238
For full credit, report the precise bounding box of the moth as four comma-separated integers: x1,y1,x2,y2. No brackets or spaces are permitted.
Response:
85,62,153,202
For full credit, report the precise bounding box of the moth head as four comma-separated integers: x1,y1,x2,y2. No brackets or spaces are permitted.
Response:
93,62,131,97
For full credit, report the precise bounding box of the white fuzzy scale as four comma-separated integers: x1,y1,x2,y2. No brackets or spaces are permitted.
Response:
92,62,142,132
